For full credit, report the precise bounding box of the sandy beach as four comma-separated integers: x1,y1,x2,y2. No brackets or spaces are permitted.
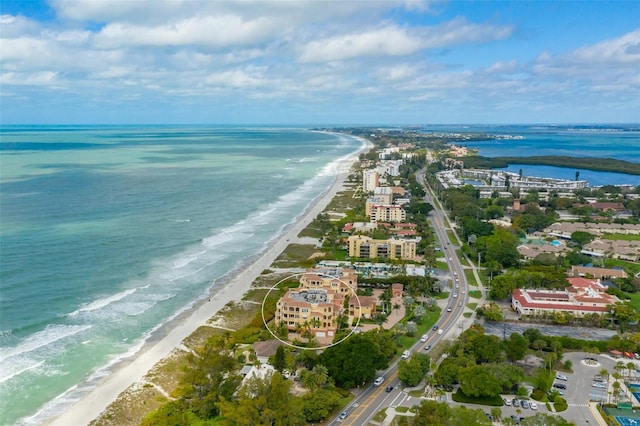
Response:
46,136,371,426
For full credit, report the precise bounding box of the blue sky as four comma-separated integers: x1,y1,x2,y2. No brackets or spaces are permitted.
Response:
1,0,639,124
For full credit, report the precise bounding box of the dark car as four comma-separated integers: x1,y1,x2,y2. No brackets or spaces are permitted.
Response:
512,398,519,407
385,385,394,392
432,325,438,331
424,344,431,350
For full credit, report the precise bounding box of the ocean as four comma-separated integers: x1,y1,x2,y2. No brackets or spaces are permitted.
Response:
0,126,365,425
423,124,640,186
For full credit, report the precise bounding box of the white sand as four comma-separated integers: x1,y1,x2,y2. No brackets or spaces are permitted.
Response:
46,136,371,426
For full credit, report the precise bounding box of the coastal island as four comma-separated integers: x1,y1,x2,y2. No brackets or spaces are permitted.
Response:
46,128,640,426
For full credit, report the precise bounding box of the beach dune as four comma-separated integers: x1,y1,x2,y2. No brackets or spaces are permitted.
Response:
46,137,370,426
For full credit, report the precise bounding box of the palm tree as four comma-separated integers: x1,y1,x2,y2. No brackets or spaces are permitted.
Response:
627,362,636,380
613,381,621,404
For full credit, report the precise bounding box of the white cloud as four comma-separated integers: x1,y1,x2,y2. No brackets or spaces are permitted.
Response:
298,18,513,63
569,28,640,65
92,14,285,49
298,26,425,63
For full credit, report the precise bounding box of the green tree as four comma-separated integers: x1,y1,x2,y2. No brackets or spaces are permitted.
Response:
570,230,595,247
482,302,504,321
217,372,304,425
302,364,329,391
520,412,575,425
459,365,503,398
300,388,341,423
398,353,430,387
610,301,639,333
317,331,391,388
489,274,517,300
504,332,529,362
272,345,287,373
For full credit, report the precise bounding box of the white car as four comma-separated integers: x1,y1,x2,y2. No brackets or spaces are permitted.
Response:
555,373,568,381
374,377,385,386
453,293,458,298
530,402,538,410
592,382,607,389
401,350,410,359
420,334,428,342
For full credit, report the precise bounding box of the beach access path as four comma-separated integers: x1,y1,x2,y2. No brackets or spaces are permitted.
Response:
46,136,371,426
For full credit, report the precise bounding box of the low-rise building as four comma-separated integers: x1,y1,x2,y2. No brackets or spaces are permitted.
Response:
511,277,621,318
570,265,628,280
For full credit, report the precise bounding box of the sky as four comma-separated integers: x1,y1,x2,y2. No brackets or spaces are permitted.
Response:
1,0,639,125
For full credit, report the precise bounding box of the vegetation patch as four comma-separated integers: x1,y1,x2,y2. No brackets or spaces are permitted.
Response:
181,326,226,352
463,312,473,318
372,408,388,422
466,303,478,310
451,388,503,406
272,244,319,268
90,381,166,426
395,406,409,413
242,288,271,303
468,290,482,299
602,233,640,241
464,269,478,286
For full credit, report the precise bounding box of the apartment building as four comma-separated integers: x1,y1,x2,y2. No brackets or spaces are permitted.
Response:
274,268,365,338
363,169,379,193
348,235,417,260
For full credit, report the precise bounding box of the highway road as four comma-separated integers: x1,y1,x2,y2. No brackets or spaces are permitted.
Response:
330,170,473,425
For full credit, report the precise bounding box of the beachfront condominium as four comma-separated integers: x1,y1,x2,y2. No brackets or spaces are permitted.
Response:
363,169,379,193
347,235,418,260
274,267,369,338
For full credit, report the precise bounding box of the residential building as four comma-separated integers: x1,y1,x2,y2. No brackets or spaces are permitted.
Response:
274,268,361,338
369,204,407,223
373,186,394,205
348,235,417,260
570,265,628,280
363,169,379,192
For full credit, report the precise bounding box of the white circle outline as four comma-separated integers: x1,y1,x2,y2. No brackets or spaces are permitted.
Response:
261,272,363,350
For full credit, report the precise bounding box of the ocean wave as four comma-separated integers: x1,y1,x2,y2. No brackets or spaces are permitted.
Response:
0,359,45,384
68,288,138,316
0,324,92,365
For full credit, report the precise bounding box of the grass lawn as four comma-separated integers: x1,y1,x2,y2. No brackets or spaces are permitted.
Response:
456,250,469,266
436,260,449,270
468,290,482,299
463,312,473,318
447,230,461,245
395,309,441,350
604,258,640,276
626,292,640,310
434,291,450,299
602,233,640,241
466,303,478,310
464,269,478,286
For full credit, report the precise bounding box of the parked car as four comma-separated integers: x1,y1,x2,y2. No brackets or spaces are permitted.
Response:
555,373,568,381
512,398,519,407
503,398,512,406
593,375,606,382
521,400,529,409
592,382,607,389
510,414,520,424
530,402,538,410
553,383,567,390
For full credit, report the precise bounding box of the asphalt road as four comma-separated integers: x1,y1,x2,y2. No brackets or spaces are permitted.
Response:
330,170,472,425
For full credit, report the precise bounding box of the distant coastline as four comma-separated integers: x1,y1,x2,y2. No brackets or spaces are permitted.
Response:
461,155,640,176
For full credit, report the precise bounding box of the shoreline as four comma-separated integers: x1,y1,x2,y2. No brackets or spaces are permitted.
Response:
44,135,372,426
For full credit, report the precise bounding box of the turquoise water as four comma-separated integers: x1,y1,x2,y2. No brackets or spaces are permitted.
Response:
426,124,640,186
0,126,365,425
